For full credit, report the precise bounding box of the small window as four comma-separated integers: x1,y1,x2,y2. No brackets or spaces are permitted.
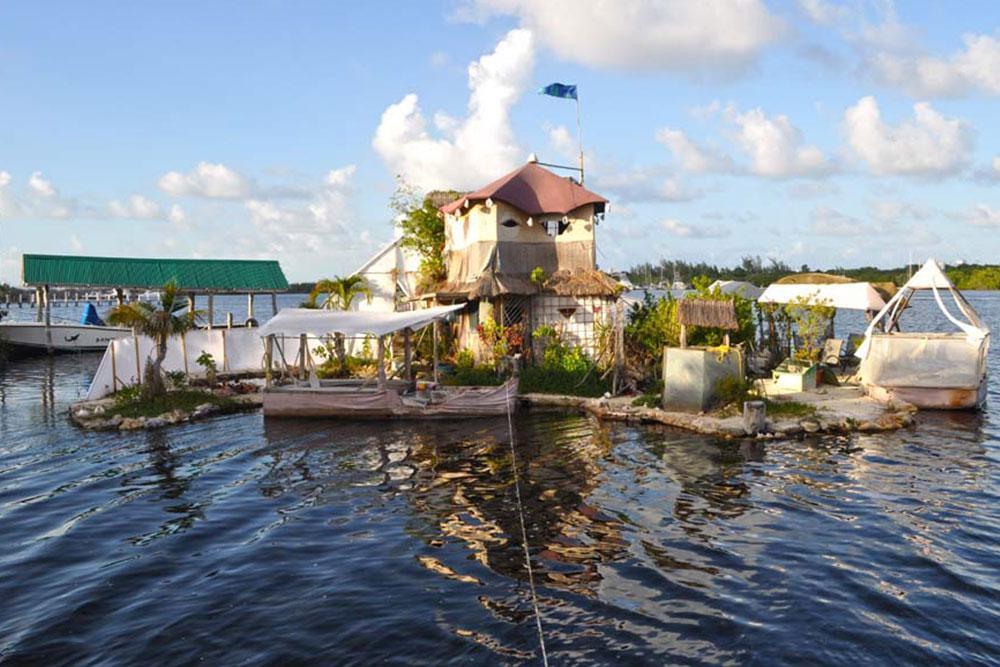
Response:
501,218,519,228
543,219,569,237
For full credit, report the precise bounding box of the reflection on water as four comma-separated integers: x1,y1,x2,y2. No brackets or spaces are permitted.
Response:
0,293,997,664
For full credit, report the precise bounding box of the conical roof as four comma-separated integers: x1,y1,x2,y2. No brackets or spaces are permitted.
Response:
439,162,607,217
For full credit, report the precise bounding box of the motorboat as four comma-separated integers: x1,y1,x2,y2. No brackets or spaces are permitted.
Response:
856,259,989,410
0,303,130,355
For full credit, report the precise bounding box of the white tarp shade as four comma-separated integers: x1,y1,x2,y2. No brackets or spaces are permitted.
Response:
860,333,987,389
758,283,886,310
709,280,764,300
85,327,323,400
259,303,464,338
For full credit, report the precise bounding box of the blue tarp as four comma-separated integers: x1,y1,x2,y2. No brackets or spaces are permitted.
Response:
80,303,105,326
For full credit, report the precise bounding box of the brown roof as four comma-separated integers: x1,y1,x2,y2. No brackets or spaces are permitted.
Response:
677,299,739,330
439,162,607,217
543,268,621,297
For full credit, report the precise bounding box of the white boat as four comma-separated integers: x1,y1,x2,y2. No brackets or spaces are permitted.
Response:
0,320,130,355
856,259,989,410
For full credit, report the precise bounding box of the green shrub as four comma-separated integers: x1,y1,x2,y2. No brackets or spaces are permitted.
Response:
113,388,237,419
442,364,503,386
518,366,609,397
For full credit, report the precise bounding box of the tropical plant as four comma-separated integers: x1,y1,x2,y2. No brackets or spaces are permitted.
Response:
785,295,835,363
107,280,195,399
391,178,459,289
307,275,372,310
307,275,372,367
196,351,218,385
476,316,523,367
685,275,756,347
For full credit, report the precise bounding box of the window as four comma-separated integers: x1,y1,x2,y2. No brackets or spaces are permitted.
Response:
501,218,519,228
543,219,569,237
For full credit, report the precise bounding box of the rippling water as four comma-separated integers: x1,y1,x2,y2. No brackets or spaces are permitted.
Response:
1,295,998,665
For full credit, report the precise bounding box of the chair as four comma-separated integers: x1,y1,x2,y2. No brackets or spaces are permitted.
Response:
821,338,844,368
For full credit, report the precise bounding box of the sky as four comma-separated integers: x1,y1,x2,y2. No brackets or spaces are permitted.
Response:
0,0,997,283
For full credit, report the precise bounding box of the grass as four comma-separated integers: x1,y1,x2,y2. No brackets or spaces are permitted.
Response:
441,364,504,387
113,389,238,419
763,398,816,418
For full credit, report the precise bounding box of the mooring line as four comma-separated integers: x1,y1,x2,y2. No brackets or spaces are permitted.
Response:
504,380,549,666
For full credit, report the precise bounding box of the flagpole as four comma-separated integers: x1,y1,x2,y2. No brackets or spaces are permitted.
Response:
575,93,584,184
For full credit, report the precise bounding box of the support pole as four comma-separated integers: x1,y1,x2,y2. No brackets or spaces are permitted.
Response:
432,320,440,385
376,336,386,390
403,328,412,383
299,333,308,378
680,324,688,349
226,312,233,328
264,334,274,388
35,287,43,322
270,292,278,318
247,293,255,323
43,284,52,354
207,294,214,330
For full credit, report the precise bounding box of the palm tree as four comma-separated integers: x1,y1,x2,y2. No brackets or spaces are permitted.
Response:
108,280,195,398
307,275,372,310
308,275,372,368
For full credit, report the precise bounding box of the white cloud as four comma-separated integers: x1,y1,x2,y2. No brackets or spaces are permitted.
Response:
966,204,999,228
655,127,732,173
547,124,576,161
461,0,783,74
168,204,186,226
810,205,863,236
871,33,1000,97
870,200,929,223
593,167,700,203
728,106,832,178
108,194,162,220
158,162,252,199
372,29,534,191
797,0,849,25
843,96,971,176
660,218,729,239
27,171,57,198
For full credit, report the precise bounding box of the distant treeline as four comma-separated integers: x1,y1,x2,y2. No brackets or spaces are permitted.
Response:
625,256,1000,290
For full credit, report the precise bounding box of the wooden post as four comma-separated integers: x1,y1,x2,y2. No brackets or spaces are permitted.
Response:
270,292,278,318
221,329,229,371
134,334,142,382
181,332,189,375
680,323,688,349
226,312,233,328
247,293,255,322
432,320,440,384
43,285,53,354
299,334,309,380
111,340,118,393
35,287,43,322
743,400,766,436
376,336,386,390
264,334,273,388
207,294,214,330
403,328,412,382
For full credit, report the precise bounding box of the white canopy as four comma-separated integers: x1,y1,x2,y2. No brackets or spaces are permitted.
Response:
858,259,988,354
758,282,886,310
709,280,764,300
259,303,464,338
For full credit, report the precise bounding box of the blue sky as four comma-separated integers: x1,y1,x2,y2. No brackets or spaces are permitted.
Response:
0,0,997,282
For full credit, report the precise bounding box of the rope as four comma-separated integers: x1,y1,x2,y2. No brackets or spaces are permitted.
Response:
503,380,549,666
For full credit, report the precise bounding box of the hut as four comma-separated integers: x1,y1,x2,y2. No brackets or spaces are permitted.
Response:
427,158,618,359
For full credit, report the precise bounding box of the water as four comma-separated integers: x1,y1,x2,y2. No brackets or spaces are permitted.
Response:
0,295,998,665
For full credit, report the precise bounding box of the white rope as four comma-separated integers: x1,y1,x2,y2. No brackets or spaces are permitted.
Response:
503,378,549,666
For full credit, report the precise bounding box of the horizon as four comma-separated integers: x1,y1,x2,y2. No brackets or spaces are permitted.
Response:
1,1,998,283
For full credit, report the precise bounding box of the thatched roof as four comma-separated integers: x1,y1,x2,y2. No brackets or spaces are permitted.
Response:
543,269,621,297
774,272,853,285
426,190,463,210
677,299,739,330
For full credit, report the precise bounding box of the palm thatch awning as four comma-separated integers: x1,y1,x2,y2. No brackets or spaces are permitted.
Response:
543,269,621,297
677,299,739,330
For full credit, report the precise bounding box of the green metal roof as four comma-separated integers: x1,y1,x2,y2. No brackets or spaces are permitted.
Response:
22,254,289,292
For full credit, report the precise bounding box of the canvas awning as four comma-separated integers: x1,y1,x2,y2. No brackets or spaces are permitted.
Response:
708,280,764,300
259,304,464,338
758,282,886,310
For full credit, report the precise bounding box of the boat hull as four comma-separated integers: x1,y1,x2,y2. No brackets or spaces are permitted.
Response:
263,379,517,419
863,382,987,410
0,322,130,355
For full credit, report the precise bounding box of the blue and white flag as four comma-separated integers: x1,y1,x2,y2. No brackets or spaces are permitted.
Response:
539,83,577,100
